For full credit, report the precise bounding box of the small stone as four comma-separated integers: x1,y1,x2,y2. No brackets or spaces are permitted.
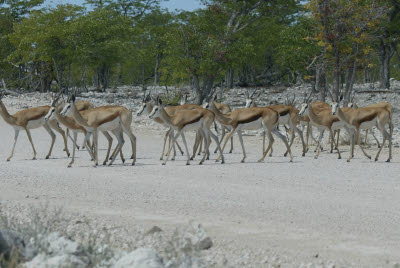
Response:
145,226,162,236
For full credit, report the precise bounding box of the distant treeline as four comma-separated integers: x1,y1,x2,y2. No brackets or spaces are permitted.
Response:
0,0,399,103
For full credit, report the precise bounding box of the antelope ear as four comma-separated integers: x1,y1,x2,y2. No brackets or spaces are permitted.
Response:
71,95,76,103
339,94,344,102
158,97,162,106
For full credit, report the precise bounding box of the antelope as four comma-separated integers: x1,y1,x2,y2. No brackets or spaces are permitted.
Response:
61,95,136,166
0,91,70,161
50,93,95,150
45,94,95,167
136,93,204,160
244,90,306,157
331,96,393,162
202,100,234,154
207,95,293,163
148,96,224,165
298,92,350,159
348,98,392,148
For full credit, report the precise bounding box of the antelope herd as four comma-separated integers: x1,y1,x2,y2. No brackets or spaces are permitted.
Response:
0,89,394,167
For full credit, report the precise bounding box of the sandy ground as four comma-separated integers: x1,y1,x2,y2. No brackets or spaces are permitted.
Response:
1,117,400,267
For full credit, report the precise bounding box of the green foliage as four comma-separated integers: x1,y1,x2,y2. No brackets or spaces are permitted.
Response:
0,0,397,93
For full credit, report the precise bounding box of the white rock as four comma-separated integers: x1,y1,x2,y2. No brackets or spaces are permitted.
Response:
24,253,87,268
114,248,164,268
45,232,81,255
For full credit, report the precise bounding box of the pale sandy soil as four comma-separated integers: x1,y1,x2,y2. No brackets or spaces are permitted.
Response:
0,116,400,267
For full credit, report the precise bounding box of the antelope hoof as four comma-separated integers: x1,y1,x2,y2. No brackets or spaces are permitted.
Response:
190,157,194,160
338,156,341,159
160,157,163,160
162,163,166,165
199,162,203,165
367,156,372,160
206,156,210,160
181,152,184,155
375,158,378,162
45,155,50,159
103,161,107,165
130,155,134,159
289,159,293,162
283,152,288,157
347,159,351,162
221,160,225,164
302,152,306,157
122,159,125,164
6,159,10,162
269,154,272,157
240,159,245,163
171,157,175,161
386,159,390,162
314,156,318,159
67,153,70,157
229,150,233,154
257,159,264,163
67,164,72,168
215,159,220,162
186,162,190,165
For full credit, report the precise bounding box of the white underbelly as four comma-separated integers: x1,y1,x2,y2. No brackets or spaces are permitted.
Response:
278,114,290,124
238,118,263,130
332,121,345,130
98,118,121,131
26,118,46,129
182,120,203,132
360,118,377,130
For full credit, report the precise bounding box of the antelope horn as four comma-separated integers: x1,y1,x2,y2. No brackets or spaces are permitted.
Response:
245,89,249,99
306,90,312,103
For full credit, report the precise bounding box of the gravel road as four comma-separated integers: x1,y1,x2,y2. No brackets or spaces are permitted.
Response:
0,116,399,267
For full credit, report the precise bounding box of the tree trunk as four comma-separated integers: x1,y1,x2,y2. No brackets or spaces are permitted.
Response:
332,48,341,101
154,53,161,85
379,39,391,89
316,64,326,102
226,68,234,89
344,60,357,106
192,74,215,105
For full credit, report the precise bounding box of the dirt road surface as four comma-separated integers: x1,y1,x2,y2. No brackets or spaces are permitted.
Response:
0,118,399,267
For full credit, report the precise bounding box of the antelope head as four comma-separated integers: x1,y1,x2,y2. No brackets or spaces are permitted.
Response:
348,91,357,108
244,89,261,108
180,94,188,105
331,95,344,115
148,96,162,119
299,91,312,116
61,94,75,116
137,91,152,116
45,91,62,121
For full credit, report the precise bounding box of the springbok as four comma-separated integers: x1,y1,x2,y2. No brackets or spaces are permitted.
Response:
244,90,306,157
50,94,95,150
207,95,293,163
202,99,234,155
61,95,136,166
298,93,350,159
0,91,70,161
348,99,392,148
45,94,95,167
136,93,204,160
331,97,392,162
148,96,224,165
